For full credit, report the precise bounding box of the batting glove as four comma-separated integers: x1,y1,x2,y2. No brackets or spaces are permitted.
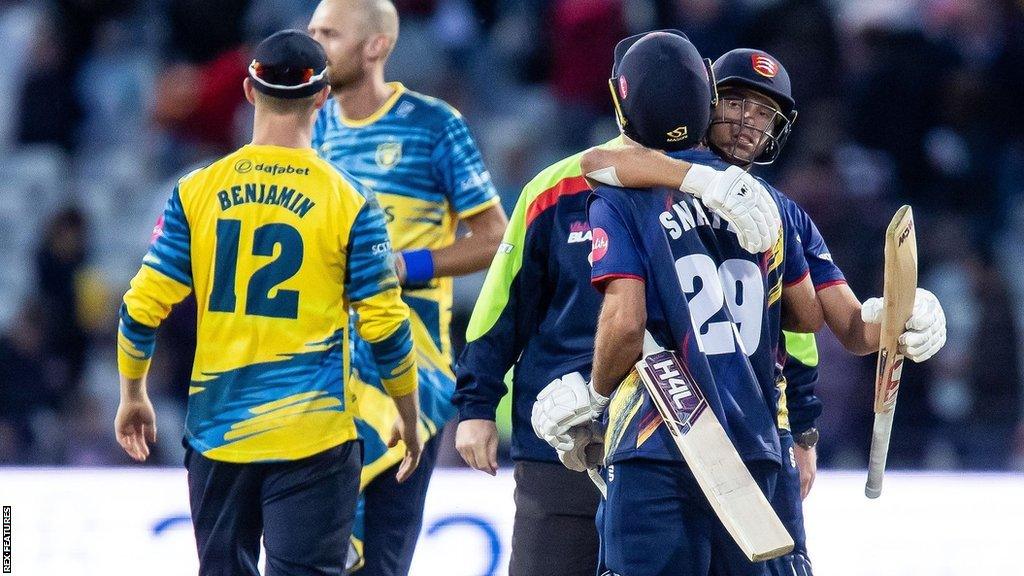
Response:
862,288,947,362
681,164,781,254
531,372,610,451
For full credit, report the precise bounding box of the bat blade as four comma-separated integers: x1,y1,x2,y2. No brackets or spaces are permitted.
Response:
865,205,918,499
636,349,793,561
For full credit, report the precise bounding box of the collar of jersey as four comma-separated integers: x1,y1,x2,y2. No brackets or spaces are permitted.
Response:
340,82,406,128
243,143,318,156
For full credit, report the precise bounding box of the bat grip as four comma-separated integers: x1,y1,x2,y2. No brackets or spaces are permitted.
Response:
865,410,895,498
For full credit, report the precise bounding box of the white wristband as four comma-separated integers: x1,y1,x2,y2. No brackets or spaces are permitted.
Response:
679,164,718,198
587,381,611,412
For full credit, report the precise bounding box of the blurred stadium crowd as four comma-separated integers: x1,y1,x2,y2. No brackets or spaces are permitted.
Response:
0,0,1022,472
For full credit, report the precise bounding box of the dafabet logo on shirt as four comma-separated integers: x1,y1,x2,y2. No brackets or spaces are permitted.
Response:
235,160,310,176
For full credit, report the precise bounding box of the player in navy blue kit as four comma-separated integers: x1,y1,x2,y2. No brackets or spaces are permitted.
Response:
455,31,791,576
578,48,948,576
530,34,826,576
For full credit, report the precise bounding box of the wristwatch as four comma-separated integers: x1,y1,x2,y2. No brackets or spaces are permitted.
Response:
794,427,819,449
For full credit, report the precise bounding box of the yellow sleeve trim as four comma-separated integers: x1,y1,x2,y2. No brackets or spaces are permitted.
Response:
381,352,418,398
117,339,152,379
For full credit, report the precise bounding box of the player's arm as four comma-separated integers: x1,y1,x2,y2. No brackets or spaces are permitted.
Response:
397,111,507,284
818,284,879,355
779,201,877,353
581,144,780,254
581,144,687,189
589,193,648,397
346,198,422,482
591,278,646,397
782,275,823,333
453,175,555,475
778,208,823,333
115,186,195,461
781,331,822,499
794,203,944,360
819,283,943,358
428,203,507,278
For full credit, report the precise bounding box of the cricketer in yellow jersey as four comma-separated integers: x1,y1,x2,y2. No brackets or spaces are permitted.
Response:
114,30,422,576
308,1,507,574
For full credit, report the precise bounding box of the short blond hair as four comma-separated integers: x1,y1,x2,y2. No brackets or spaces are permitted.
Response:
254,90,319,115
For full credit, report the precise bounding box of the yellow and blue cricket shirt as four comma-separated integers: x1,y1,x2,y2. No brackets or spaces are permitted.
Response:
117,144,417,463
313,82,498,475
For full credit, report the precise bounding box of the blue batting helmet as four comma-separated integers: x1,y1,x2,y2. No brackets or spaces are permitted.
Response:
710,48,798,165
609,30,717,152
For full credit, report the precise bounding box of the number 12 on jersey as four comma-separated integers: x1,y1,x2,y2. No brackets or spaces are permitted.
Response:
210,219,304,319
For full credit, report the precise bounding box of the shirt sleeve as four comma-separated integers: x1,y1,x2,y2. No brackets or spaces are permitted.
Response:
117,186,194,378
780,197,810,287
588,192,646,291
800,210,847,291
432,111,499,218
453,173,559,421
782,331,822,435
345,197,417,398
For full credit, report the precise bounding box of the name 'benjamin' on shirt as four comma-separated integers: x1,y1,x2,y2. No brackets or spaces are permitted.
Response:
217,183,317,218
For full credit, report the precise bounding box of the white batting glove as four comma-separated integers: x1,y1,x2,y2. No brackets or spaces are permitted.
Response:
557,421,605,472
861,288,947,362
681,165,781,254
531,372,610,451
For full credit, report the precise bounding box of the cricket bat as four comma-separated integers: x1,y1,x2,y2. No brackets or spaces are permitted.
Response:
865,205,918,499
636,333,793,562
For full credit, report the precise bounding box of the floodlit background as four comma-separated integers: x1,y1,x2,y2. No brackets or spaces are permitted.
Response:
0,0,1022,573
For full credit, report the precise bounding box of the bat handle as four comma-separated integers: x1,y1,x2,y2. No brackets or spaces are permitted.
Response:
865,410,895,499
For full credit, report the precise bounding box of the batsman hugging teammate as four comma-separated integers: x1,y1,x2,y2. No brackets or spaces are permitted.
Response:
455,30,805,576
582,47,949,575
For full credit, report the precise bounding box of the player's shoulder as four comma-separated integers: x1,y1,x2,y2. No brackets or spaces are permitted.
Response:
517,137,636,206
174,152,238,199
313,98,338,133
309,159,371,210
590,183,647,215
763,182,812,229
521,150,587,199
175,162,212,191
397,86,464,130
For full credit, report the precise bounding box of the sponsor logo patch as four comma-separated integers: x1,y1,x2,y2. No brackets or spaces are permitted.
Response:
752,53,779,78
150,215,164,244
375,142,402,169
568,221,592,244
665,126,689,141
590,227,609,262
